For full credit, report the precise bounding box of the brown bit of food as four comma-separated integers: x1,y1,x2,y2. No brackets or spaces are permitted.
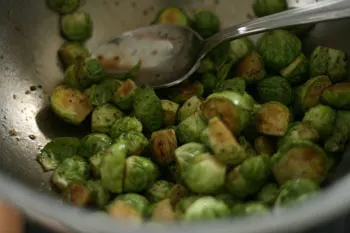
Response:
151,129,178,166
12,94,17,99
29,134,36,140
15,25,22,32
25,90,30,95
151,50,158,56
38,85,42,89
0,55,4,59
30,85,37,91
9,129,17,136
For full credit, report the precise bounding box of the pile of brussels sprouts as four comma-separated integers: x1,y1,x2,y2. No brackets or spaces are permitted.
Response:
40,0,349,222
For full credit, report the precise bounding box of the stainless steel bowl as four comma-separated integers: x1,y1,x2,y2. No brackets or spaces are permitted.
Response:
0,0,350,232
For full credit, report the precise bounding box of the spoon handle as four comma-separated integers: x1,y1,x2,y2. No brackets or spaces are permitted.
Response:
202,0,350,57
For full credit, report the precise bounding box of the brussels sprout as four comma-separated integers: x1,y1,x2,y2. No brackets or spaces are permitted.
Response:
256,76,293,105
231,202,269,216
175,196,202,219
161,100,179,126
215,77,246,94
280,53,308,85
322,83,350,109
197,57,215,74
239,136,258,158
168,184,190,206
124,156,159,192
167,163,183,184
64,63,82,90
112,79,137,111
226,155,270,198
296,75,332,112
84,78,121,107
79,133,111,158
201,91,256,134
278,122,319,149
208,41,231,68
114,193,150,216
192,10,220,38
302,105,336,140
236,52,266,84
146,180,174,203
272,140,328,185
167,81,204,104
153,7,189,26
37,137,80,171
89,151,104,178
201,117,248,165
100,141,127,193
310,46,347,83
257,30,301,70
63,181,91,207
253,0,287,17
176,113,207,144
230,37,254,64
256,101,291,136
151,199,177,221
109,116,142,139
256,183,279,206
91,104,124,133
324,111,350,153
46,0,80,14
50,85,93,125
200,72,217,94
108,200,142,221
133,87,164,132
177,96,202,123
52,156,90,190
151,129,178,166
78,58,105,88
61,12,93,42
275,178,319,206
116,132,149,156
183,197,230,221
58,42,89,68
86,180,110,208
254,136,276,156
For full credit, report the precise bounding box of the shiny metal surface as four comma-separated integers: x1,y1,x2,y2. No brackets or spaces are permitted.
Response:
1,0,350,232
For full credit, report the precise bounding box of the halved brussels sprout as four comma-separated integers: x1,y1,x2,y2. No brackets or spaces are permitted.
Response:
50,85,93,125
91,104,124,133
230,37,254,64
133,87,164,132
61,11,93,42
52,156,90,190
108,200,142,221
310,46,347,83
324,110,350,153
231,202,269,216
116,132,149,156
201,91,255,134
303,105,336,140
254,136,276,156
256,101,291,136
151,129,178,166
272,140,328,185
114,193,150,216
86,180,111,208
64,63,82,90
161,100,179,126
37,137,80,171
192,10,220,38
200,72,217,94
168,184,190,207
58,42,89,68
296,75,332,112
253,0,287,17
167,81,204,104
146,180,174,203
177,96,202,123
201,117,248,165
153,7,189,26
215,77,246,94
256,76,293,105
113,79,137,111
280,53,308,85
322,83,350,109
151,199,176,221
79,133,111,158
84,78,121,107
277,122,319,148
226,155,270,198
275,178,319,206
109,116,142,139
100,141,127,193
176,112,207,144
257,30,301,70
184,197,230,221
46,0,80,14
63,181,91,207
257,183,279,206
236,52,266,84
124,156,159,193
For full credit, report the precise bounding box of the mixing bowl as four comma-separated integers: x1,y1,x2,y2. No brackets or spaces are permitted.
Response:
1,0,350,232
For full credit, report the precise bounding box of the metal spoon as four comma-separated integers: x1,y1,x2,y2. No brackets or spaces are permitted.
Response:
92,0,350,88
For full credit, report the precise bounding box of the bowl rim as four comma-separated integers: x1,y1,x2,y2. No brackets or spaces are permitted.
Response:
0,171,349,233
